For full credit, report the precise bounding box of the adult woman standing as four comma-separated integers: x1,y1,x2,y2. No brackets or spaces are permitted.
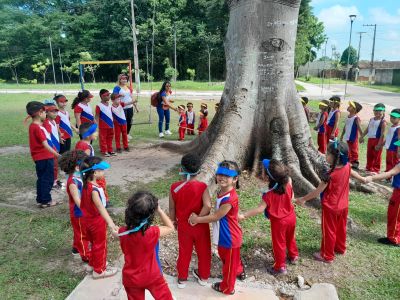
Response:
113,74,137,140
157,81,174,138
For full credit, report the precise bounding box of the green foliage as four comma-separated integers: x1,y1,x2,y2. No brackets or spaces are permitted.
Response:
340,46,358,66
186,68,195,80
164,66,179,81
31,59,50,84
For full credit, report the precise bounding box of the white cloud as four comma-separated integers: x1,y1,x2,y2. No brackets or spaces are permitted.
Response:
318,5,362,31
369,7,400,25
387,30,400,41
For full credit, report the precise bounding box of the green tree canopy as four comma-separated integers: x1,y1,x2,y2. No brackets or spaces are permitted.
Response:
340,46,358,66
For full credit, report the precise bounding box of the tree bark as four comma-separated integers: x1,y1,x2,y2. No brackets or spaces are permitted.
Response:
162,0,326,196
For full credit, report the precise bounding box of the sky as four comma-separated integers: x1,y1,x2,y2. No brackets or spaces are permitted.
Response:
311,0,400,62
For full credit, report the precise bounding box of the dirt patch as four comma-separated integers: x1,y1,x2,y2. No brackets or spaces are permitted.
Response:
0,145,29,156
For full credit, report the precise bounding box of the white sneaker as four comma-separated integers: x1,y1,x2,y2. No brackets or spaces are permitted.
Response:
85,261,108,273
92,267,118,279
127,135,132,140
165,130,172,135
177,278,187,289
192,269,207,286
159,132,164,138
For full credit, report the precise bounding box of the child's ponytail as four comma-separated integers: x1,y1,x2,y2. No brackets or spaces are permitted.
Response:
264,159,290,195
71,92,84,109
59,150,87,175
80,156,102,187
321,141,349,183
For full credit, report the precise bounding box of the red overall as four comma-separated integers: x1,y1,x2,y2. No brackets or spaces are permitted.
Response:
386,151,399,172
385,126,400,172
263,184,298,270
198,117,208,135
320,164,350,261
178,112,187,141
67,176,90,261
171,180,211,280
214,189,243,294
96,105,114,154
347,139,359,164
186,111,195,135
81,182,108,273
119,226,173,300
387,170,400,245
317,111,328,154
114,123,128,150
366,138,383,173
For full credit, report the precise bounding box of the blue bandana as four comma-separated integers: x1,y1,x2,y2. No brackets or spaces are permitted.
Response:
118,218,149,236
81,161,110,174
82,123,98,139
262,159,276,181
330,139,349,165
173,167,201,193
215,166,238,177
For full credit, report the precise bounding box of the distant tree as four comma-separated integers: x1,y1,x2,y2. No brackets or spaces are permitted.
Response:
79,52,99,83
187,68,195,81
0,56,23,84
32,59,50,84
340,46,358,66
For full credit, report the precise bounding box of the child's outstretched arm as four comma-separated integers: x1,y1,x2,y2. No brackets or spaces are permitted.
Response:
350,169,367,183
355,117,363,139
238,200,267,222
198,188,212,217
359,124,369,143
377,121,386,149
366,165,400,183
168,191,176,224
92,190,119,235
295,181,328,206
158,206,175,237
189,203,231,225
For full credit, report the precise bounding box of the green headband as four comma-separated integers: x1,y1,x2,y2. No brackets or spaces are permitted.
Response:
374,107,385,111
390,112,400,118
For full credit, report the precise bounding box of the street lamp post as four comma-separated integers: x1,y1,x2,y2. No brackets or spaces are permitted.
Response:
344,14,356,99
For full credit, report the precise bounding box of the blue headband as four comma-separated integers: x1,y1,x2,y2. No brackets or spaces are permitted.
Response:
216,166,238,177
80,161,110,174
173,167,201,193
262,159,276,181
118,218,149,236
82,123,98,139
330,139,349,165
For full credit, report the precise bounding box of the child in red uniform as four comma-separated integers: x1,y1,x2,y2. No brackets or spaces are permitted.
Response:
366,150,400,247
111,93,133,152
239,159,299,275
301,97,310,123
296,141,365,263
359,103,387,173
186,102,195,135
384,108,400,172
314,100,330,154
59,150,90,261
95,89,115,157
43,101,62,189
169,154,211,288
118,191,175,300
26,101,60,208
198,104,209,135
80,156,118,279
54,95,76,154
177,105,187,141
72,90,95,133
189,161,245,295
326,96,341,144
340,101,363,169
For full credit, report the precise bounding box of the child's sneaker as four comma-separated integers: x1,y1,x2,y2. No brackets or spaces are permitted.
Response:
313,252,333,263
267,266,287,275
110,152,117,156
177,278,187,289
127,134,133,140
71,247,80,257
102,152,111,157
116,149,122,153
165,130,172,135
159,132,164,138
192,269,207,286
92,267,117,279
288,256,299,265
124,147,130,152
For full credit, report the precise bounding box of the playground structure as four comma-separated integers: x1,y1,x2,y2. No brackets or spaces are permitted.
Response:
78,60,152,125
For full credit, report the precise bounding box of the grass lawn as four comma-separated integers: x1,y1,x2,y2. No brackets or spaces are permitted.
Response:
0,80,225,92
356,83,400,94
297,76,347,85
0,94,398,299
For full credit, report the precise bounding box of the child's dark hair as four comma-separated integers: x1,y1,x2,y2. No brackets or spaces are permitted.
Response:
53,94,66,102
71,90,91,109
353,101,363,113
99,89,109,97
79,123,92,136
216,160,241,189
125,191,158,235
203,110,208,117
181,153,201,174
265,159,290,195
321,141,349,183
59,150,87,175
321,100,331,112
80,156,102,186
301,97,309,104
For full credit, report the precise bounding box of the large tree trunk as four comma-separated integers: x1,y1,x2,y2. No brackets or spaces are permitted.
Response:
162,0,326,195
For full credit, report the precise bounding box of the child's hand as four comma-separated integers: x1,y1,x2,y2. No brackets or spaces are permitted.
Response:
313,126,318,131
374,145,382,151
189,213,198,225
359,137,364,144
238,213,245,222
365,176,373,183
109,224,119,237
294,198,305,207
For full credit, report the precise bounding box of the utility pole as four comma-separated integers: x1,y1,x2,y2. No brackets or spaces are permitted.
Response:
207,45,212,85
174,24,177,85
49,36,57,85
58,48,65,85
150,0,156,92
306,47,312,79
363,24,377,85
130,0,140,93
329,45,336,89
344,14,356,99
321,38,328,94
355,32,366,82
